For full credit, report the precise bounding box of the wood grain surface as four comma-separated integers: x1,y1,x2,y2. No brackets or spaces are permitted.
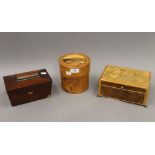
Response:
59,53,90,94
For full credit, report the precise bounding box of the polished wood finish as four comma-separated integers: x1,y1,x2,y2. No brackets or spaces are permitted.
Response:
3,69,52,106
59,53,90,94
98,65,151,107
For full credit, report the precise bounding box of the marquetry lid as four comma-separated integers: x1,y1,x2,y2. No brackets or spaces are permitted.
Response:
59,53,90,68
101,65,151,89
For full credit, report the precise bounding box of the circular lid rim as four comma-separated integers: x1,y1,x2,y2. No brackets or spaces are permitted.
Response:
59,53,90,68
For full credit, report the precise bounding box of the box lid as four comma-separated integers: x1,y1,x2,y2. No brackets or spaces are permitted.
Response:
100,65,151,90
59,53,90,68
3,69,52,92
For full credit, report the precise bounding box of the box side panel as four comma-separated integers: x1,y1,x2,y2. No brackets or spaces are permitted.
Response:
7,82,52,106
100,85,146,105
61,75,89,94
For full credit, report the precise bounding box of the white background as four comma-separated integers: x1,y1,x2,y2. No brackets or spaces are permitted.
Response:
0,0,155,155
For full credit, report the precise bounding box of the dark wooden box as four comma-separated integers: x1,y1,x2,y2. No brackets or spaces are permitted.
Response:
3,69,52,106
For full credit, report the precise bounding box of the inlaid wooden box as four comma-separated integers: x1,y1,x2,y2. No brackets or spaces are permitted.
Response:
59,53,90,94
98,65,151,107
3,69,52,106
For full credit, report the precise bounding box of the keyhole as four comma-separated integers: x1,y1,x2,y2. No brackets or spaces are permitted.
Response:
28,90,34,95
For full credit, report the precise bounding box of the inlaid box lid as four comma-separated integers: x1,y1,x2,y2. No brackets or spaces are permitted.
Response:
100,65,151,89
3,69,52,92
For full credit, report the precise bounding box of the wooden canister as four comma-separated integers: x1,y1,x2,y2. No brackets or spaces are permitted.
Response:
59,53,91,94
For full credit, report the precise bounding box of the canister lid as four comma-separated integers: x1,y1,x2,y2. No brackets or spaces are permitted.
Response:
59,53,90,68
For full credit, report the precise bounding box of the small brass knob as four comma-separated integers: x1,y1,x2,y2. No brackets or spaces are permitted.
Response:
28,90,34,95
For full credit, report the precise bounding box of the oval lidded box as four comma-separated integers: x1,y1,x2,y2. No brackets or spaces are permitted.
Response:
59,53,91,94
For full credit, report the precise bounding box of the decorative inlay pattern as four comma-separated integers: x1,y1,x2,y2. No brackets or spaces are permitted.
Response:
102,65,151,88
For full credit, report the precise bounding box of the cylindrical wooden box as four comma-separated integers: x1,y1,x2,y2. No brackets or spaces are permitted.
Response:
59,53,90,94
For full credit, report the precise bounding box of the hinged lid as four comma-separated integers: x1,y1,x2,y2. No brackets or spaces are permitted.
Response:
3,69,52,92
100,65,151,93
